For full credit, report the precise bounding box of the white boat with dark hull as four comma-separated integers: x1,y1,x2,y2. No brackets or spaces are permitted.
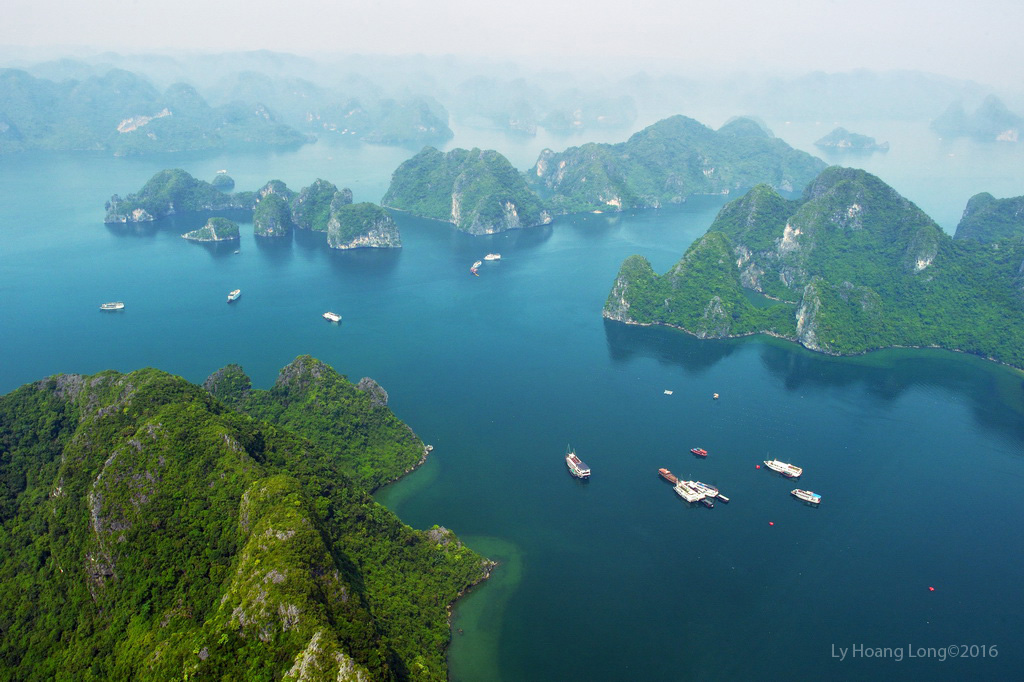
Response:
565,445,591,479
791,489,822,504
99,301,124,310
323,312,342,323
227,289,241,303
673,481,704,503
764,459,803,478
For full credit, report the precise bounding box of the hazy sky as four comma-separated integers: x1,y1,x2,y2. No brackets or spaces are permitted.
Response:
3,0,1022,86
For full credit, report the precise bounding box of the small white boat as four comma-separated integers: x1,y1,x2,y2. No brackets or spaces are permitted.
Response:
663,390,673,395
565,445,591,479
99,301,124,310
227,289,241,303
764,459,803,478
323,311,342,323
791,489,822,504
484,253,501,261
472,260,483,268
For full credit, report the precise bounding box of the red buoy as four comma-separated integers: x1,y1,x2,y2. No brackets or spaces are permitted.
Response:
756,465,761,469
769,522,774,526
929,586,935,591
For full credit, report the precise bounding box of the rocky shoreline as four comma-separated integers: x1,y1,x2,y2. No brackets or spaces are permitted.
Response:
603,313,1022,371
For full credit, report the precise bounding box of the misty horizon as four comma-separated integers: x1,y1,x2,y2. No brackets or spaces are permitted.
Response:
1,0,1023,91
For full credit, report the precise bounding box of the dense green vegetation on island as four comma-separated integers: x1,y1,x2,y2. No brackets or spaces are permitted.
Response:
181,216,240,242
328,203,402,249
530,115,827,214
0,356,491,681
253,191,294,237
605,166,1024,368
954,192,1024,243
205,358,420,490
814,126,889,152
105,169,398,249
105,169,250,222
382,146,551,235
291,179,347,232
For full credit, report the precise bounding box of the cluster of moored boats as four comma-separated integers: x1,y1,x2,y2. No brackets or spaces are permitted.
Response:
659,467,730,507
763,459,822,504
565,443,822,509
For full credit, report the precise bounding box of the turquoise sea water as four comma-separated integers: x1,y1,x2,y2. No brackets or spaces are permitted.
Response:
2,119,1023,679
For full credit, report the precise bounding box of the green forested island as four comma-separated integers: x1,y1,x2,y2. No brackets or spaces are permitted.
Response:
529,115,827,214
105,170,400,248
328,203,402,249
0,356,490,680
181,216,240,242
382,146,551,235
814,126,889,152
954,192,1024,243
605,166,1024,368
105,169,252,222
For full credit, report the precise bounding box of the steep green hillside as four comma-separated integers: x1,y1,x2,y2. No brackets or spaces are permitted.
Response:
530,115,826,214
0,358,490,681
382,147,551,235
954,192,1024,243
605,167,1024,367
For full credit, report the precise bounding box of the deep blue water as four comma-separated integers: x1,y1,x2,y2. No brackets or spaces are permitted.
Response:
1,120,1023,680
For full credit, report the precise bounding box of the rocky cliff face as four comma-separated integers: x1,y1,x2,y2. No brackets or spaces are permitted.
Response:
383,146,550,234
326,203,401,249
291,179,343,232
355,377,388,407
253,191,293,237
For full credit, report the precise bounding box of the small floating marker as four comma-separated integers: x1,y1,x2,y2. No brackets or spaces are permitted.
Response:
769,521,774,526
756,464,761,469
928,586,935,591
